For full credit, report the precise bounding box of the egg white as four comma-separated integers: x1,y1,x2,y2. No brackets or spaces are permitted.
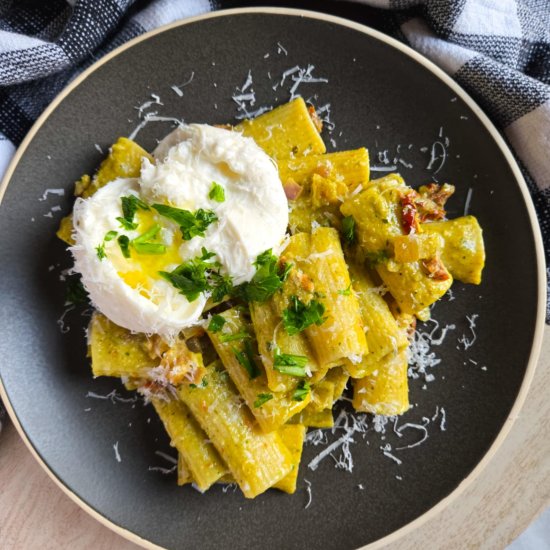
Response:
144,124,289,284
71,177,207,338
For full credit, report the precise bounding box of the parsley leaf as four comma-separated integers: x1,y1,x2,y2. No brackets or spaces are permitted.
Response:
292,380,310,401
209,272,233,303
96,243,106,260
65,275,89,305
159,257,209,302
159,248,232,302
132,224,166,255
189,377,208,389
117,235,130,258
282,296,326,335
118,195,149,230
208,314,226,333
254,393,273,408
153,204,218,240
209,182,225,203
337,284,352,296
273,352,308,377
234,340,260,379
235,249,290,302
365,250,390,268
104,230,118,241
342,215,356,244
219,331,250,343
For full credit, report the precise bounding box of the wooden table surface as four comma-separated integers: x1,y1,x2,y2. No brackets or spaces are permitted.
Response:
1,326,549,550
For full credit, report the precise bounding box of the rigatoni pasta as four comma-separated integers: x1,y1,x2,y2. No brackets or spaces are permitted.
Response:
59,97,485,499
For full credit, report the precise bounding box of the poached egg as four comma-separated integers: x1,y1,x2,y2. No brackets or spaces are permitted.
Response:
71,124,288,339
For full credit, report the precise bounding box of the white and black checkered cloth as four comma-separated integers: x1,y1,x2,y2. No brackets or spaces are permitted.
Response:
0,0,549,428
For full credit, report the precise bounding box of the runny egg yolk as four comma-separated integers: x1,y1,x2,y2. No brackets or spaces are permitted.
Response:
106,209,183,298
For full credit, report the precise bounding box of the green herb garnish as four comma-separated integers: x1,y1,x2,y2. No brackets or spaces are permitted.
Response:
254,393,273,408
209,272,233,303
234,340,260,379
208,314,226,333
342,215,356,244
96,243,106,260
292,380,310,401
235,249,290,302
104,230,118,241
117,235,130,258
65,275,89,305
159,248,232,302
117,195,150,230
219,331,250,343
282,295,326,335
209,182,225,203
159,257,209,302
189,377,208,389
273,352,308,377
365,250,390,267
132,224,166,255
337,284,352,296
153,204,218,240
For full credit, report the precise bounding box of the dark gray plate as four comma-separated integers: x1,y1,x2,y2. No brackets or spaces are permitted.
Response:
0,9,545,550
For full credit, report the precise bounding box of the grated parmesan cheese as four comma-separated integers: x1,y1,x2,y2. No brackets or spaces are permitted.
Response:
113,441,121,463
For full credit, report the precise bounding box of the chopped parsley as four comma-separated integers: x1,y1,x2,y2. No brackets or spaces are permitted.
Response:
235,249,290,302
153,204,218,240
209,272,233,303
117,235,130,258
342,215,356,244
104,230,118,241
189,377,208,389
254,393,273,408
159,248,233,302
65,275,89,305
234,340,260,379
159,256,210,302
96,243,106,260
219,331,250,343
117,195,149,230
209,182,225,203
337,284,352,296
208,314,226,333
292,380,310,401
365,249,390,267
282,295,326,335
273,352,308,377
132,224,166,255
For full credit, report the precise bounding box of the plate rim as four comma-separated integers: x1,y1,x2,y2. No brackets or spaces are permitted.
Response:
0,7,546,550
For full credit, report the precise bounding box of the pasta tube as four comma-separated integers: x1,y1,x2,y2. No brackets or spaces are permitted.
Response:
352,350,409,416
278,148,370,233
421,216,485,284
273,424,307,494
88,312,157,378
177,453,193,486
249,300,319,394
280,228,368,370
206,307,311,432
152,398,228,491
178,362,293,498
347,264,408,378
237,97,325,159
341,175,453,314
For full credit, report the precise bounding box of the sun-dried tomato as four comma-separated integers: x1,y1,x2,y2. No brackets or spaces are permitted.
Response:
421,257,450,281
400,193,420,234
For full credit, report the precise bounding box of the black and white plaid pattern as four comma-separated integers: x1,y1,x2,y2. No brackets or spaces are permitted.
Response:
0,0,549,428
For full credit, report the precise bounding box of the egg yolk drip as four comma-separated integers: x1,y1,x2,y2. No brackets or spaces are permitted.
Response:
106,209,183,299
